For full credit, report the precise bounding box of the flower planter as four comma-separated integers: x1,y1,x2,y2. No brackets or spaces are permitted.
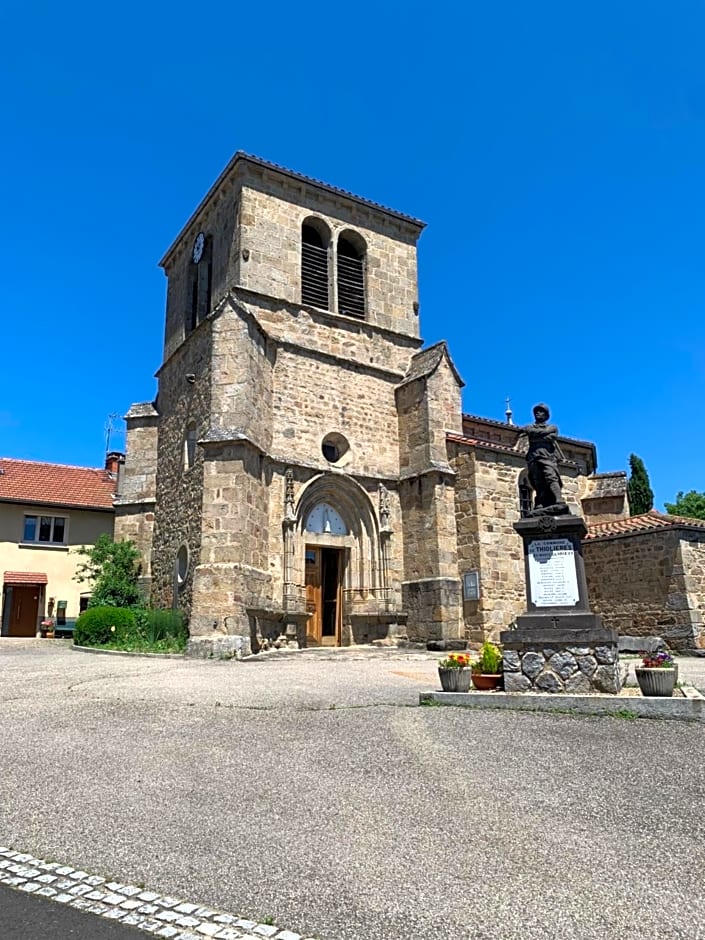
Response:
471,672,502,691
438,667,472,693
635,667,676,697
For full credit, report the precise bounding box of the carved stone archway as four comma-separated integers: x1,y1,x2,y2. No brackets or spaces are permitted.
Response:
282,471,390,644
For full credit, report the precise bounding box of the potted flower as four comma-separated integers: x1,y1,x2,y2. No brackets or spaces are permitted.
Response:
635,650,677,697
40,618,55,639
437,651,472,693
471,640,503,691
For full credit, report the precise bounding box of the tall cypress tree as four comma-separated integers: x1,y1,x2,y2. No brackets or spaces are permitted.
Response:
627,453,654,515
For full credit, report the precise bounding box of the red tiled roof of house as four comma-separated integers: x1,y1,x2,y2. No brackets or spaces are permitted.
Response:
0,458,116,511
586,509,705,540
4,571,48,585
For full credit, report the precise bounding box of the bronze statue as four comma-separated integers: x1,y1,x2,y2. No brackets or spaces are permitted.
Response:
515,404,568,514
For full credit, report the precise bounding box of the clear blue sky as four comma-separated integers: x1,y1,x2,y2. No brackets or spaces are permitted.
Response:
2,1,704,509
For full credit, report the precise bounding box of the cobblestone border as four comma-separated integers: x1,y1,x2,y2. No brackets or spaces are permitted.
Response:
0,846,315,940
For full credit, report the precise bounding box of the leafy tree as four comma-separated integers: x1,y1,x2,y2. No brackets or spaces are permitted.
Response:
627,453,654,515
664,490,705,520
74,534,143,608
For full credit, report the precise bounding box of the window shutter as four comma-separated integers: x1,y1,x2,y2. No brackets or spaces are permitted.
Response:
337,252,365,318
302,226,329,309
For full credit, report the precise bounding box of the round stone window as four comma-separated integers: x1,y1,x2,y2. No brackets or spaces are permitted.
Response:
176,544,189,587
321,432,350,466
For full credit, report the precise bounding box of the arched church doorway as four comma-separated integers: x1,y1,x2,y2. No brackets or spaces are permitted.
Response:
303,501,348,646
304,546,342,645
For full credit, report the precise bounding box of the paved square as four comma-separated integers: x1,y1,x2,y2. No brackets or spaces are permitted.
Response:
1,642,704,939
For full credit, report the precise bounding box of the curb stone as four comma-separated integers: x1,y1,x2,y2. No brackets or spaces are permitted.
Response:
419,685,705,721
0,847,317,940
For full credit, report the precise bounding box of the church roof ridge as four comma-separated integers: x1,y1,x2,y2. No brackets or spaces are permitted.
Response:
237,152,426,226
160,151,425,268
462,412,596,449
399,341,464,389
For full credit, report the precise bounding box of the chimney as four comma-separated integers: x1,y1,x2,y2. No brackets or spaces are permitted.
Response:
105,451,125,476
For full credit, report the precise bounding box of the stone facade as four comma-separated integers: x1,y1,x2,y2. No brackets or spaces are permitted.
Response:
119,152,696,653
118,153,464,654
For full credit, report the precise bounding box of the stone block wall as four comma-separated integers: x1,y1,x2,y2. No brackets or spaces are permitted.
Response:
268,344,402,480
680,536,705,646
209,303,274,452
399,473,458,582
584,529,704,649
149,323,213,613
236,167,421,337
451,446,526,641
401,577,462,643
162,184,240,360
115,402,159,582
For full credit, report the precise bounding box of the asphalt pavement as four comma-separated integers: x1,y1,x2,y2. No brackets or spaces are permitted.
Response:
1,641,704,940
0,881,145,939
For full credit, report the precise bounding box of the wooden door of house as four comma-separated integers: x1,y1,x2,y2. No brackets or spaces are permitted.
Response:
305,547,342,646
9,586,39,637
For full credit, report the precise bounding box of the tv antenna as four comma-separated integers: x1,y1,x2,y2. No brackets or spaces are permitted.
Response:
104,412,121,454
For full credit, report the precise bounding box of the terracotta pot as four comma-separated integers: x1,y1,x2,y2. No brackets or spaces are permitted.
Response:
438,667,471,693
635,667,676,697
471,672,502,691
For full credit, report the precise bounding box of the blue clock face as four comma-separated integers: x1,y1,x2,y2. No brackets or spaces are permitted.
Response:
304,503,348,535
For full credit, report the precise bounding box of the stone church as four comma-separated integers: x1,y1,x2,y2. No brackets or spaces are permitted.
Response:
116,152,702,654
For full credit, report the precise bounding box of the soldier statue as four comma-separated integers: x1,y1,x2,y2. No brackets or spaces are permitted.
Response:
515,403,568,514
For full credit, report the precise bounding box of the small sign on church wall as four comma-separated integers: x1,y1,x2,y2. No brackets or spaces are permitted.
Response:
462,570,480,601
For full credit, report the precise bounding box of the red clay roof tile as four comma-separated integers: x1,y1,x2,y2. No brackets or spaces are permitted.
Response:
4,571,48,584
586,509,705,540
0,458,116,511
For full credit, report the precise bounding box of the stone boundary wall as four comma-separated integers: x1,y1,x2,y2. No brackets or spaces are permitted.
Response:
584,528,704,649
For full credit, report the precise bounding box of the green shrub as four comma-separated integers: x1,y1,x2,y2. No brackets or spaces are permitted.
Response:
74,606,136,647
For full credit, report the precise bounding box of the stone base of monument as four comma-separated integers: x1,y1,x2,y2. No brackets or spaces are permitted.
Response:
500,623,622,694
501,512,623,694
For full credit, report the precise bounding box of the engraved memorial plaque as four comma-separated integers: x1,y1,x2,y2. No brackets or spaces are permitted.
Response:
528,538,579,607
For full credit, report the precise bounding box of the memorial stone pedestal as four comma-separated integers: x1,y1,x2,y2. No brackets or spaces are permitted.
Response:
500,514,622,694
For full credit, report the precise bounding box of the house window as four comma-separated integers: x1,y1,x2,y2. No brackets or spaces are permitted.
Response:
187,233,213,333
301,219,331,309
336,231,366,318
23,515,67,545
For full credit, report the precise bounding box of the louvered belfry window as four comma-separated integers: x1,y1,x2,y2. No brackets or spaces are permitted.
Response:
301,223,330,309
337,233,365,318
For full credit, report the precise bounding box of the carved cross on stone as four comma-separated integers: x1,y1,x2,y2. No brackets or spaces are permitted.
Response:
550,616,560,628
